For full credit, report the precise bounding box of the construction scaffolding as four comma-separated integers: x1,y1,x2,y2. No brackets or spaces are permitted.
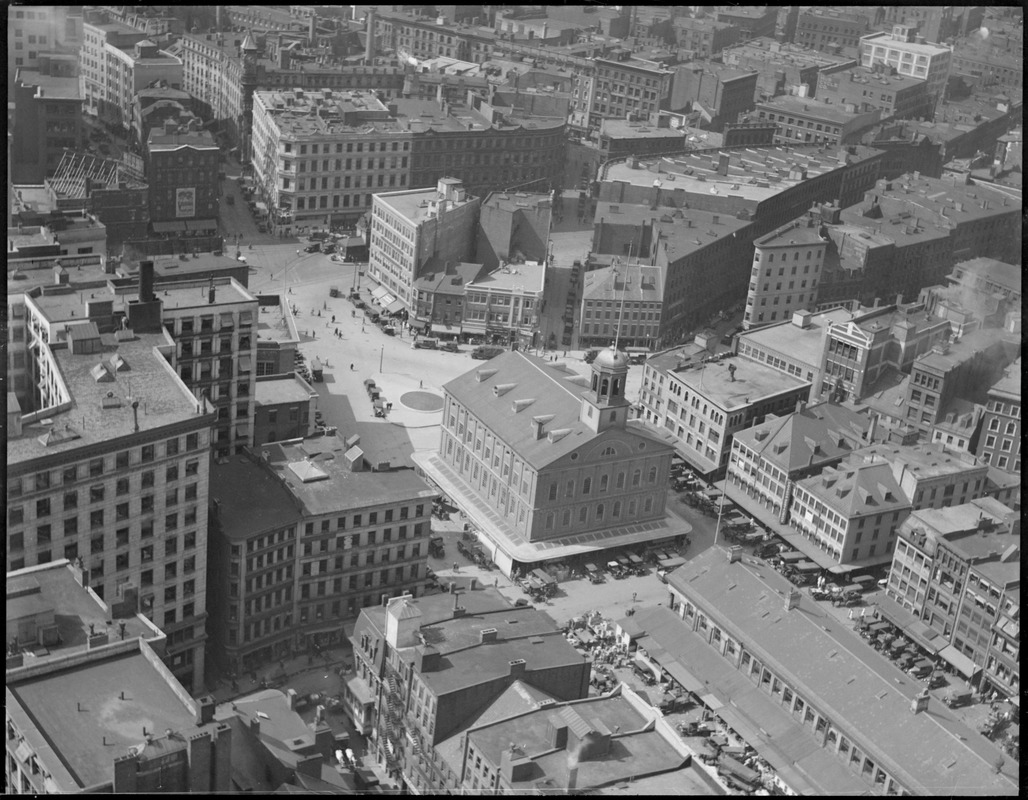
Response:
46,151,146,200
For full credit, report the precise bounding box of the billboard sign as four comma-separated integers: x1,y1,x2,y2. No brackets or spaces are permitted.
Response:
176,187,196,218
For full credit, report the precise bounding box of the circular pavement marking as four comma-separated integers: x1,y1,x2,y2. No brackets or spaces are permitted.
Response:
400,390,443,412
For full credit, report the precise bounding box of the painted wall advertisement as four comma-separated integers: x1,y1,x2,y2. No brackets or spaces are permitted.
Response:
176,187,196,218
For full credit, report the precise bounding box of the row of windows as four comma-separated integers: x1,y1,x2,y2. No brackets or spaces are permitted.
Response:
8,448,201,500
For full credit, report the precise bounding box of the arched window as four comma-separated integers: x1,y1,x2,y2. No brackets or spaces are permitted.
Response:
644,497,653,513
579,507,588,523
600,474,609,491
628,499,637,516
616,472,625,489
562,509,571,526
565,480,575,498
613,500,621,517
632,469,641,487
648,466,657,483
546,512,555,529
591,373,598,391
583,477,592,494
548,483,557,501
596,503,605,520
601,377,609,395
612,379,620,397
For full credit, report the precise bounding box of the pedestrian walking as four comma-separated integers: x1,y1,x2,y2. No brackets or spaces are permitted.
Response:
350,363,354,371
453,562,459,573
296,249,300,256
419,380,423,388
331,315,335,323
632,592,637,602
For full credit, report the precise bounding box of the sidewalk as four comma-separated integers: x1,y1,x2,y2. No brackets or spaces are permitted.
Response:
207,646,355,705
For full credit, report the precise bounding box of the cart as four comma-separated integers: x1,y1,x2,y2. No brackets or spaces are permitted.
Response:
584,563,603,583
330,286,341,298
310,358,324,382
429,536,445,558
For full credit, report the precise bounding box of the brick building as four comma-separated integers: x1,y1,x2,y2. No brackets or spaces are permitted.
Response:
883,497,1020,683
977,358,1021,476
860,26,953,109
816,66,934,123
12,56,83,184
350,588,590,789
146,119,220,235
795,9,872,58
755,95,882,147
207,433,436,678
474,191,552,270
744,218,827,330
669,63,758,131
6,311,215,693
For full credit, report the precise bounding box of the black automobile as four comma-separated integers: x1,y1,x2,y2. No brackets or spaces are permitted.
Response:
304,243,321,253
321,243,336,254
471,345,504,360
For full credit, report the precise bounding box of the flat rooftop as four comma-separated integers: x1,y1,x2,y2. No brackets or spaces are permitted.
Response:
467,261,545,294
854,441,986,480
988,356,1020,399
28,287,127,323
952,257,1021,293
600,119,690,140
666,547,1019,794
16,69,82,100
603,143,881,205
265,435,436,516
481,191,552,214
255,374,315,406
861,30,954,57
6,561,161,662
724,38,858,69
651,352,810,410
7,331,204,466
758,95,871,124
7,649,196,790
755,219,826,247
209,453,303,541
376,184,478,226
155,278,256,311
255,298,299,345
582,263,662,303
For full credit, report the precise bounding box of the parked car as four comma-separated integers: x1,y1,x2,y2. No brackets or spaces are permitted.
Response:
225,195,235,205
440,341,460,353
414,337,439,350
472,345,505,360
322,244,336,254
304,243,321,253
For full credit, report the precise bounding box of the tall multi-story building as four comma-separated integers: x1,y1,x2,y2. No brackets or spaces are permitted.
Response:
648,546,1018,795
883,497,1020,684
860,25,953,109
404,94,567,199
80,11,183,130
900,327,1020,436
415,347,680,576
157,276,260,458
668,63,757,130
586,56,674,131
6,561,233,794
951,48,1024,94
12,56,83,184
461,261,547,350
737,306,858,388
795,9,872,58
813,302,951,403
579,262,663,351
816,174,1022,306
206,432,435,678
727,401,874,524
474,191,552,271
983,587,1020,701
146,119,220,234
744,218,827,330
6,294,215,693
815,66,934,123
7,5,83,91
640,348,811,478
350,588,590,789
368,178,480,311
250,87,414,234
977,357,1021,476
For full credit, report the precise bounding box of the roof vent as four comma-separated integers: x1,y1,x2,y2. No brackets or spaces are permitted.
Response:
475,368,498,382
511,398,535,413
493,383,517,397
546,428,572,443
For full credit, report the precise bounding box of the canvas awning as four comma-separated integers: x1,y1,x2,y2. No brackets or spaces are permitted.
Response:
371,286,389,301
939,644,978,678
531,568,555,585
409,320,428,332
659,557,686,570
385,299,405,314
153,220,186,232
662,660,705,694
237,355,252,372
431,323,459,335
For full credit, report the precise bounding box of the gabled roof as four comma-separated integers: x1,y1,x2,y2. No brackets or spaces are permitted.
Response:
443,351,670,470
736,402,871,472
795,459,909,518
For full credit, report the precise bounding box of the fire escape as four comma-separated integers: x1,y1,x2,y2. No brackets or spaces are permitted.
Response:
377,663,429,789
